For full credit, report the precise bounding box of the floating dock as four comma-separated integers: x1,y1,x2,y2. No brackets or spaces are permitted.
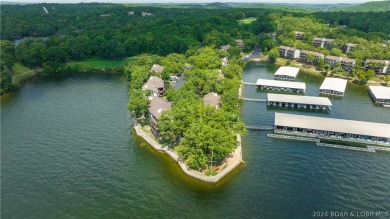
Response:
274,66,300,81
319,78,347,96
368,86,390,105
274,113,390,146
256,79,306,93
267,93,332,110
242,97,267,102
317,143,375,152
267,133,320,142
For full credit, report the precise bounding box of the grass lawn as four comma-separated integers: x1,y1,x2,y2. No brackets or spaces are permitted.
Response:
238,17,256,24
12,63,33,75
66,54,157,69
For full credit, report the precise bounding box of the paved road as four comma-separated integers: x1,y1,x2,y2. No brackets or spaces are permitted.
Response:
243,46,267,62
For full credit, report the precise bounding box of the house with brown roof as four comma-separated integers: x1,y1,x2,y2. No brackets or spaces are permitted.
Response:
221,45,230,51
294,31,304,40
364,59,389,74
142,76,165,97
342,43,357,53
148,97,172,139
279,46,301,59
300,50,324,63
312,37,335,49
151,64,164,74
325,55,356,71
203,92,221,108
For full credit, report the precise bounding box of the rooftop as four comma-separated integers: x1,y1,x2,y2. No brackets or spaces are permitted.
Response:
268,93,332,106
142,76,164,94
274,66,300,78
279,46,299,51
301,50,324,57
313,37,334,42
365,59,389,64
151,64,164,73
369,86,390,100
149,97,172,119
274,113,390,139
256,79,306,90
203,92,221,107
319,78,347,93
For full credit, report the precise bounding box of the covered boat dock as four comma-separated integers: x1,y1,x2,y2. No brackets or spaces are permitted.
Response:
319,78,347,96
256,79,306,93
267,93,332,110
368,86,390,105
274,66,300,81
274,113,390,146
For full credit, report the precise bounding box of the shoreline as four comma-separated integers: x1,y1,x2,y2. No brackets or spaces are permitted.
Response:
134,124,243,183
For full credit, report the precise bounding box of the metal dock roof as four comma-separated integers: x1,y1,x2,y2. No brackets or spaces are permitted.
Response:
256,79,306,90
274,66,300,78
319,78,347,93
268,93,332,106
274,113,390,139
369,86,390,100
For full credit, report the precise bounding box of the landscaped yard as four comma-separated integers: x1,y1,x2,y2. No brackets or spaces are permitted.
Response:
12,63,33,75
238,17,256,24
66,54,157,68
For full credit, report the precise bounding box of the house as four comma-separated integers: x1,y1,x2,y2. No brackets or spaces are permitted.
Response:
128,11,134,16
148,97,172,139
100,14,111,17
325,55,356,71
221,45,230,51
342,43,357,53
364,59,389,74
141,12,153,16
203,92,221,108
151,64,164,74
299,50,324,63
142,76,165,97
222,57,228,66
235,39,244,49
312,37,335,49
294,31,304,40
279,46,301,59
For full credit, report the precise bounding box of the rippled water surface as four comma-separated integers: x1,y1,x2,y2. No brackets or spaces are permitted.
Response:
1,66,389,218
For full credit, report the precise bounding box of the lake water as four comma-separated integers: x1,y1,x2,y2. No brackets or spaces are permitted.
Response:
1,64,389,218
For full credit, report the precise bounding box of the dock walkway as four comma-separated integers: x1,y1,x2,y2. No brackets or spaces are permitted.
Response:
267,133,320,142
242,97,267,102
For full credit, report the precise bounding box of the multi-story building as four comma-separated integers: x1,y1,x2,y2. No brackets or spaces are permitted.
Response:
325,55,356,71
279,46,301,59
312,37,335,49
294,31,304,40
299,50,324,63
235,39,244,50
148,97,172,139
342,43,357,53
142,76,165,97
364,59,389,74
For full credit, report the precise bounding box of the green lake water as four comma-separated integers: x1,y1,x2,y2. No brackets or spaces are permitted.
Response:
1,64,389,218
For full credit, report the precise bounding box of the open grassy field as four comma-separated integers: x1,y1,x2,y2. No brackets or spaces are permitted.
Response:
12,63,33,75
66,54,157,68
238,17,256,24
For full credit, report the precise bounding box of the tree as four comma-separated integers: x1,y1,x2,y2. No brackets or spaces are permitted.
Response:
128,89,150,118
268,48,280,63
307,53,314,66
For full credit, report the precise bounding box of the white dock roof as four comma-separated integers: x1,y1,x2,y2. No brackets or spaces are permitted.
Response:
274,66,300,78
369,86,390,100
256,79,306,90
319,78,347,93
268,93,332,106
275,113,390,138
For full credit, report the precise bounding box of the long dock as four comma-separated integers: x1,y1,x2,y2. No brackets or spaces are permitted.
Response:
246,126,274,131
242,97,267,102
367,146,390,152
267,133,320,142
317,143,375,152
243,82,257,86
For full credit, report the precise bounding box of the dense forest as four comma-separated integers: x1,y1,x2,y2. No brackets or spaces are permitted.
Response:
1,3,389,94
